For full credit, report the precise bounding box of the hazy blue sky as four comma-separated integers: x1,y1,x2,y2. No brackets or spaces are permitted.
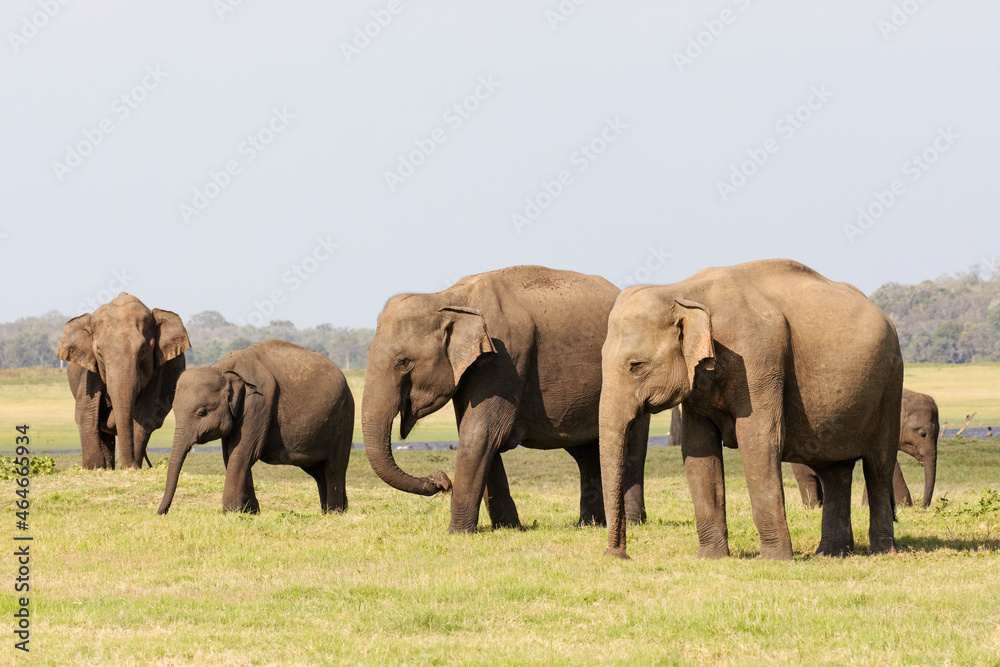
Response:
2,1,997,328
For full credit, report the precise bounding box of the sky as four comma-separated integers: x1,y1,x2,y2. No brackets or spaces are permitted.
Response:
2,1,998,328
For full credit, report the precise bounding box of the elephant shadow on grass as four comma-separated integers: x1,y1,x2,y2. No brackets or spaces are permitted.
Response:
894,534,1000,553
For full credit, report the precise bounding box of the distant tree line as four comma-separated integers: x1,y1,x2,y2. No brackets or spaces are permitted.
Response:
0,310,375,370
870,267,1000,363
2,268,999,368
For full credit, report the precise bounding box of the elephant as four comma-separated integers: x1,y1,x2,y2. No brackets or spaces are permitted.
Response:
157,340,354,515
361,265,650,534
792,388,939,509
599,259,903,560
57,293,190,469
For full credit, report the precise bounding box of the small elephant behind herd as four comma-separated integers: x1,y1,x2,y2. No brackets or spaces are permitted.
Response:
60,259,945,561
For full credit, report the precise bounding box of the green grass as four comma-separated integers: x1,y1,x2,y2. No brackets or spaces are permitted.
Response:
1,440,999,665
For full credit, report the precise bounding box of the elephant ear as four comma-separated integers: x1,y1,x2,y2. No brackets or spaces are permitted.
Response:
223,369,268,461
57,314,98,373
223,371,254,419
440,306,497,386
674,299,715,388
152,309,191,366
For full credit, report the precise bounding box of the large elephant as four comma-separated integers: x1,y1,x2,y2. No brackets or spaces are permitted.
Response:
57,293,190,469
792,388,939,509
362,265,650,534
157,340,354,515
599,259,903,560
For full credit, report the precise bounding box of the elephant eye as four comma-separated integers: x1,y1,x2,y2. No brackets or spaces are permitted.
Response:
395,358,411,370
917,429,927,438
629,361,645,373
195,407,208,417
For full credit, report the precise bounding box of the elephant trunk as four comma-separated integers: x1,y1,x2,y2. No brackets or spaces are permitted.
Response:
361,377,451,496
921,456,936,509
599,390,633,559
157,429,191,515
106,371,139,469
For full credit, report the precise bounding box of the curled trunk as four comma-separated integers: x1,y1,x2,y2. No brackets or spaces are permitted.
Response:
157,430,191,515
361,383,450,496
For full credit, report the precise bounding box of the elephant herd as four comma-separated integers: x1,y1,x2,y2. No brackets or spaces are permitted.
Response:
59,259,940,560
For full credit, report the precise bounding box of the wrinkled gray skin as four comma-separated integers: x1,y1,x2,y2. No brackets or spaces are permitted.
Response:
58,294,190,470
362,266,650,534
600,259,903,560
157,340,354,515
793,388,939,509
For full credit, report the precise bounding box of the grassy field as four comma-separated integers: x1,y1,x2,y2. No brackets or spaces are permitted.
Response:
1,364,999,664
3,363,998,451
1,441,999,664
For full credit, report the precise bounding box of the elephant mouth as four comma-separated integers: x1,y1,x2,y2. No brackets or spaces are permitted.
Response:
400,393,417,439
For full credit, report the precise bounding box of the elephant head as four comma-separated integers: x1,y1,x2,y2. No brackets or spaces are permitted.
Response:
899,388,939,508
361,294,495,496
57,293,190,469
599,289,715,556
157,366,257,514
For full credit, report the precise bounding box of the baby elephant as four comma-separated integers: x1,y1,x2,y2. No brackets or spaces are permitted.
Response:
157,340,354,515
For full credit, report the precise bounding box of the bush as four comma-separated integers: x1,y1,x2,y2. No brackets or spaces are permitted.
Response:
0,455,57,480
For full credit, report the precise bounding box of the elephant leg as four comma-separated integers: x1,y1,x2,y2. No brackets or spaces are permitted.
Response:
304,463,328,513
483,453,520,529
242,468,260,514
567,441,605,526
75,381,108,470
99,431,116,470
222,448,255,513
449,397,517,534
892,462,913,507
814,460,856,557
863,455,897,555
735,410,793,561
624,414,650,525
862,460,912,508
681,411,729,559
791,463,822,508
323,450,349,514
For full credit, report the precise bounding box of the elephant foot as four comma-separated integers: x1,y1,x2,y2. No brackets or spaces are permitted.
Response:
696,542,731,559
604,547,630,560
759,540,794,561
489,517,522,530
625,510,647,526
815,542,854,557
578,516,607,528
447,522,478,535
867,539,896,555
